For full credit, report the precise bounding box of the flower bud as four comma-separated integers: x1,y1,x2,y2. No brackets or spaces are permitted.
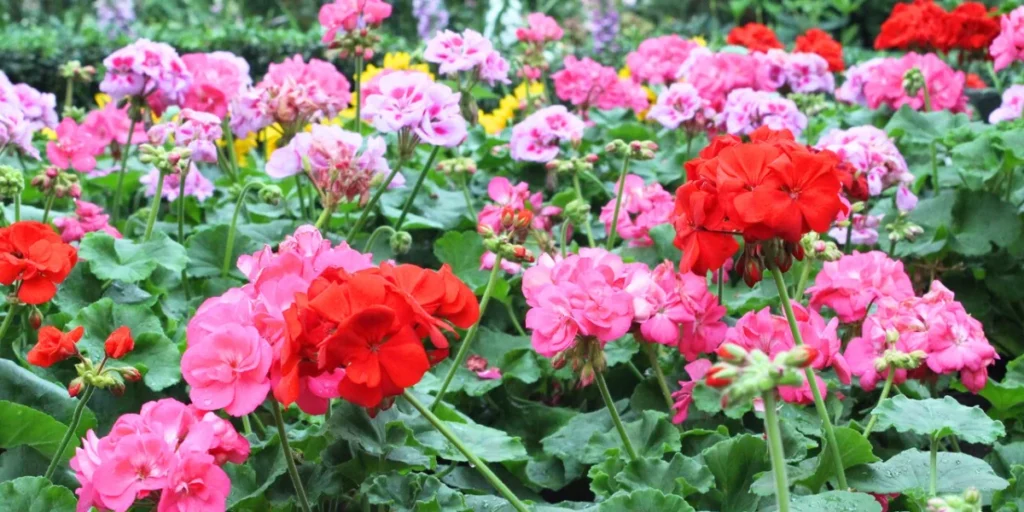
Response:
902,67,926,97
120,367,142,382
705,365,735,388
785,346,818,368
68,378,83,398
715,343,748,363
742,258,762,287
105,326,134,359
477,223,496,238
885,328,900,345
28,308,42,330
0,165,25,199
390,231,413,255
109,380,126,397
259,184,283,205
564,199,591,225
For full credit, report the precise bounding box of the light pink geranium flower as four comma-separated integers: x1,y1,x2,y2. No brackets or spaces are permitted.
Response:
182,323,273,416
47,117,104,172
991,6,1024,72
509,105,585,162
319,0,393,43
517,13,564,43
157,453,231,512
180,51,252,118
807,251,915,322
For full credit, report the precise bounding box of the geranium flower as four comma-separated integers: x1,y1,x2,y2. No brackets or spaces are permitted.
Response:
0,221,78,304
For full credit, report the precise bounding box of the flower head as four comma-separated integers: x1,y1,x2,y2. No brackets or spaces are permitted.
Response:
27,325,84,367
0,221,78,304
727,23,783,52
992,6,1024,72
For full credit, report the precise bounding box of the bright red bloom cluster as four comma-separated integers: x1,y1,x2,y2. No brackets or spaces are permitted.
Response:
726,23,783,53
875,0,999,53
0,221,78,304
795,28,845,72
672,128,846,277
277,263,478,411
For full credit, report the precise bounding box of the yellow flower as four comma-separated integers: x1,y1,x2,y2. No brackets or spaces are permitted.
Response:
40,127,57,141
263,124,284,160
232,132,258,167
692,36,707,47
637,86,657,121
513,81,544,102
95,93,112,108
618,67,632,79
383,52,412,70
479,112,509,135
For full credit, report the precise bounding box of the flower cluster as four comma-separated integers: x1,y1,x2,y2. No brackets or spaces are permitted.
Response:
424,29,510,86
509,105,585,163
82,97,146,150
837,52,967,112
0,71,57,133
991,6,1024,72
815,126,911,198
599,174,673,247
54,200,121,243
148,108,223,163
672,128,847,276
794,28,845,72
807,251,915,322
876,0,999,54
184,225,479,414
516,13,563,80
231,55,351,138
845,279,998,393
718,88,808,137
990,85,1024,124
72,398,249,512
180,51,252,118
47,117,105,173
646,83,712,131
140,163,215,202
0,221,78,304
267,124,395,208
100,39,192,113
361,70,467,150
552,56,649,117
727,23,783,53
630,261,727,358
478,176,561,273
626,35,701,85
319,0,392,41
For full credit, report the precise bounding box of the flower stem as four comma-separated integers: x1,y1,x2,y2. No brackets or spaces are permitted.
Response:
560,219,570,258
843,219,854,255
930,142,940,192
605,155,631,249
315,204,336,231
346,156,408,241
362,225,395,253
64,78,74,111
111,116,139,223
862,363,895,438
641,343,675,412
403,390,531,512
44,384,94,481
177,167,188,242
929,435,939,496
222,118,240,181
271,400,313,512
294,175,309,221
572,173,595,247
431,256,503,411
594,370,638,461
769,264,848,489
222,182,263,278
717,268,725,305
459,173,475,220
763,391,790,512
793,261,812,302
41,192,57,224
142,171,166,241
242,415,253,437
504,301,527,336
987,62,1003,91
394,146,441,231
14,194,20,222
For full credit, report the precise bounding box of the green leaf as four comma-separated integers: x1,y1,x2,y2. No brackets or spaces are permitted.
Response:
433,231,490,290
542,402,626,465
951,191,1023,256
848,449,1009,495
799,426,879,492
0,359,96,435
872,395,1005,444
583,411,681,463
186,224,260,278
362,471,467,512
588,456,627,499
992,465,1024,512
0,400,76,461
885,107,970,144
79,232,187,283
52,265,103,315
0,476,76,512
225,434,288,510
647,223,682,262
788,491,883,512
614,453,713,498
597,489,695,512
68,298,180,391
701,434,769,512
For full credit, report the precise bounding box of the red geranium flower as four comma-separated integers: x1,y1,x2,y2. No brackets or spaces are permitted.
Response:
104,326,134,359
794,28,845,72
875,0,947,51
27,325,84,368
943,2,1000,52
965,73,987,89
759,151,846,243
726,23,783,53
672,183,739,276
714,143,785,240
0,221,78,304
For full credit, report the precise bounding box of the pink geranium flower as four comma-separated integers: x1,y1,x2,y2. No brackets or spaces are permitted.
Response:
807,251,915,322
517,13,564,43
672,359,712,424
718,88,807,137
990,84,1024,123
319,0,393,43
46,117,104,172
424,29,494,75
82,100,147,147
362,71,467,147
54,200,121,243
91,434,175,512
552,56,648,115
180,51,252,118
991,6,1024,72
509,105,585,162
647,82,711,130
182,323,273,416
140,164,215,202
157,453,231,512
100,39,193,114
599,174,674,247
626,35,700,85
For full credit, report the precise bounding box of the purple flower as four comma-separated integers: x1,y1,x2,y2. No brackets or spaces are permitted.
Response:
413,0,449,40
896,185,918,213
718,88,807,137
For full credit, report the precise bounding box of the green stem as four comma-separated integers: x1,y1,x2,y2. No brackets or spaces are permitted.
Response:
362,225,395,253
763,391,790,512
242,415,253,437
271,400,313,512
930,142,940,192
177,166,188,242
14,193,20,222
44,384,94,480
354,55,364,136
685,134,692,161
64,78,74,111
717,267,725,306
605,155,631,249
793,261,812,301
394,146,441,231
222,182,263,278
572,173,595,247
862,364,895,437
346,156,408,240
315,204,336,231
223,118,239,180
402,390,531,512
431,256,503,410
0,303,19,356
769,265,848,489
459,173,475,219
922,82,932,113
843,218,854,255
560,219,570,258
111,116,139,223
930,435,939,496
504,301,527,336
594,371,638,461
294,175,309,221
987,62,1003,91
41,192,56,224
641,343,675,412
142,171,166,241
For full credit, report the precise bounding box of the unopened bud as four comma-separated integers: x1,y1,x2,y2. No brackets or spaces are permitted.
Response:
390,231,412,255
68,378,83,398
715,343,747,363
259,184,282,205
28,308,42,330
705,365,735,388
120,367,142,382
